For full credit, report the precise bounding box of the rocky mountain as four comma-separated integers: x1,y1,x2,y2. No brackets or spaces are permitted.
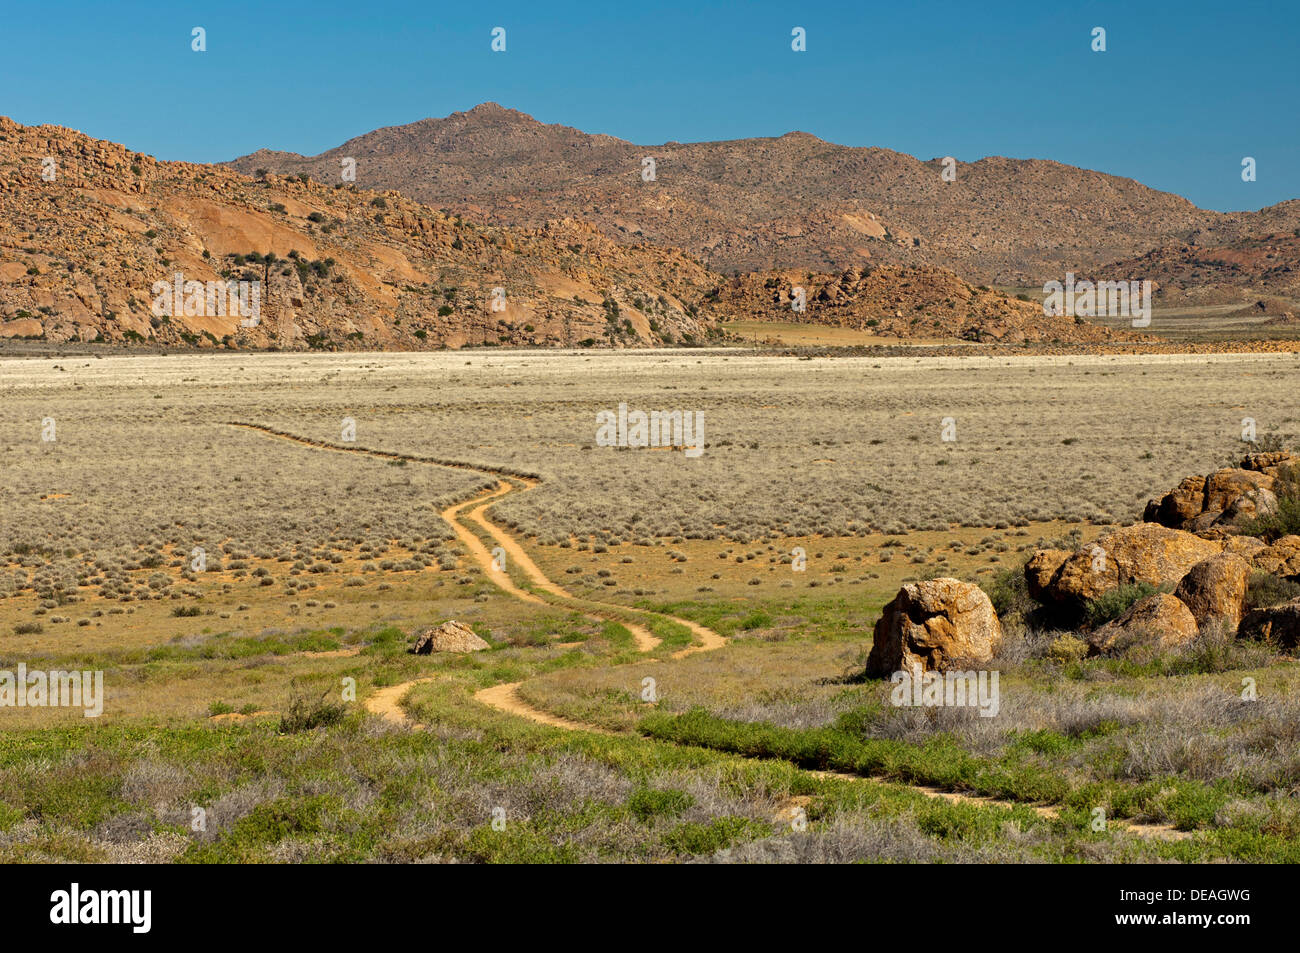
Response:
0,116,723,349
1,114,1141,350
228,103,1300,286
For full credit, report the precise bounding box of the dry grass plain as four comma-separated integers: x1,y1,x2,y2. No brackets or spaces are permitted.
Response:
2,348,1299,863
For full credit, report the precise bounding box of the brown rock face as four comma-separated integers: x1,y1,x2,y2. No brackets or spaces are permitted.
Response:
866,579,1003,676
1088,593,1200,656
1046,524,1222,604
1238,600,1300,650
1223,536,1267,559
1253,536,1300,580
0,115,722,349
1173,554,1251,631
410,620,489,654
1024,549,1070,601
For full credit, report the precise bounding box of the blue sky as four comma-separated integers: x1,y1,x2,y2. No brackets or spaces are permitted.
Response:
2,0,1294,211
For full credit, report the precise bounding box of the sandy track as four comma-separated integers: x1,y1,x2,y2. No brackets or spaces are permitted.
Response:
473,682,618,735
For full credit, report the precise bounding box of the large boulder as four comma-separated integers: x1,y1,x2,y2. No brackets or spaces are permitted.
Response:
866,578,1003,676
1045,524,1222,604
1088,593,1199,656
1173,554,1250,631
1203,468,1275,515
1238,599,1300,650
410,620,490,654
1253,535,1300,580
1024,549,1070,601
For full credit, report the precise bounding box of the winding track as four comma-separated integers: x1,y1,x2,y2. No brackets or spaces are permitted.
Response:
231,421,1190,842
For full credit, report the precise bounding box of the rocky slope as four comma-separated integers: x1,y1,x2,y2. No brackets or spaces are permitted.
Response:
709,265,1147,343
0,116,723,349
228,103,1300,285
1093,223,1300,307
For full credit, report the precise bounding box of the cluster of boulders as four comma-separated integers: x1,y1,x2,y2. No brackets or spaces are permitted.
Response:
867,451,1300,674
1024,521,1300,655
1141,451,1291,536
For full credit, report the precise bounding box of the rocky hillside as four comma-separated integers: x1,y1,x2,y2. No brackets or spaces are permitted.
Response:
1094,224,1300,307
228,103,1300,285
0,116,723,349
709,265,1147,344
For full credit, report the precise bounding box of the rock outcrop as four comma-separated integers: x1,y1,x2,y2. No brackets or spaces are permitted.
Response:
1253,535,1300,580
1144,453,1294,534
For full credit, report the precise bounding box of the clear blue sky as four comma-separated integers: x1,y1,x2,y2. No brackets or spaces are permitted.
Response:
2,0,1294,211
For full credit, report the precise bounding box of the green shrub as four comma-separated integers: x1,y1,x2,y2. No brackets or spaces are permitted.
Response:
1247,571,1300,609
278,689,345,733
628,787,693,822
1048,634,1088,662
1084,582,1160,627
660,816,767,856
1240,464,1300,540
981,566,1033,619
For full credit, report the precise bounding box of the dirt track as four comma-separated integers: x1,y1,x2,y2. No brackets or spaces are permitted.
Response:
233,421,1191,842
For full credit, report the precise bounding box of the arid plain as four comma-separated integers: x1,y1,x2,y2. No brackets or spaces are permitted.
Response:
2,349,1299,863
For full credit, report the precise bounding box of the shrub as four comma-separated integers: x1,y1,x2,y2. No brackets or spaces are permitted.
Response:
628,787,693,822
1084,582,1161,627
980,566,1032,620
278,689,345,734
1240,463,1300,540
1048,634,1088,662
171,605,203,617
1247,571,1300,609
